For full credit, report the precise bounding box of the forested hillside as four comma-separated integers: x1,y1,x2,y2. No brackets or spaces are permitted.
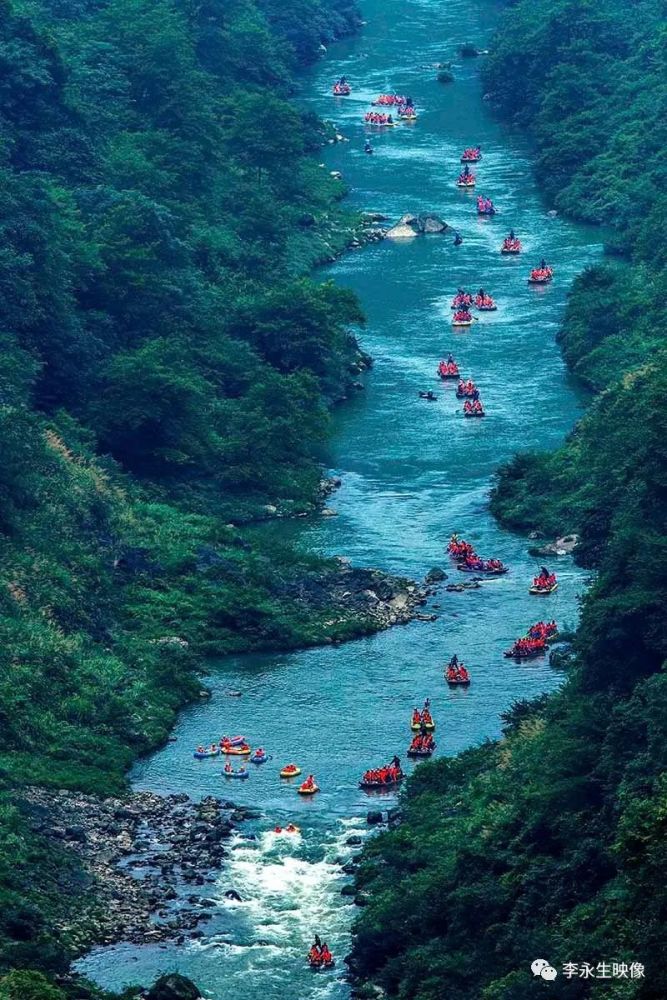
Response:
0,0,365,995
350,1,667,997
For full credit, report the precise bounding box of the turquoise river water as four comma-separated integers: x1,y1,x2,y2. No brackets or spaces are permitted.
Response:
77,0,603,997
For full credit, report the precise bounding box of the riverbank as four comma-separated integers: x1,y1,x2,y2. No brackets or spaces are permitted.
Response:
21,789,257,953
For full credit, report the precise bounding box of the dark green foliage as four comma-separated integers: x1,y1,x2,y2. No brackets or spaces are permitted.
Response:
352,1,667,997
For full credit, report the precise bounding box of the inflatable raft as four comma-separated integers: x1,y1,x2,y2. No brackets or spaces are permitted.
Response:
529,582,558,595
298,783,320,796
457,563,507,575
359,776,404,790
503,646,546,659
193,748,219,759
407,746,435,758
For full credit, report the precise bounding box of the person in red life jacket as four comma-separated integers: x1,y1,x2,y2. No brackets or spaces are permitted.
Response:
457,664,470,682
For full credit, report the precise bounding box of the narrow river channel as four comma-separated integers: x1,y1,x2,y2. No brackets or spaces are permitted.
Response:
77,0,603,996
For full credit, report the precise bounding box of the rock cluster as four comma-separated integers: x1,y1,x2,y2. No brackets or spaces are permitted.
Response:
22,788,252,950
281,563,436,637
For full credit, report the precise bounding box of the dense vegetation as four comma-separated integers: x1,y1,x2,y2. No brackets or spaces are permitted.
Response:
351,1,667,997
0,0,366,993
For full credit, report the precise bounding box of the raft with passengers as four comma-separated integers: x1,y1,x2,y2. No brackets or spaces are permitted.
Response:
504,636,546,659
298,774,320,795
528,260,554,284
332,77,351,96
457,165,476,188
445,655,471,686
407,732,436,758
438,355,460,379
451,289,474,309
308,938,335,970
458,555,507,574
461,145,482,163
477,194,496,215
364,111,396,126
475,290,497,311
359,757,404,790
530,567,558,594
501,231,522,254
463,398,485,417
411,701,435,730
372,93,407,105
447,534,475,560
456,379,479,399
452,308,475,327
505,620,558,657
398,99,417,121
223,761,249,779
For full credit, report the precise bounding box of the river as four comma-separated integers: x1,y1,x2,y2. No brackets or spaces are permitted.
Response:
76,0,602,997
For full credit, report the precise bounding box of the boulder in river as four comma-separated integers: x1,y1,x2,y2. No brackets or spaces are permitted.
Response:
385,212,448,239
147,973,201,1000
532,533,579,557
420,213,448,234
384,224,416,240
425,567,447,583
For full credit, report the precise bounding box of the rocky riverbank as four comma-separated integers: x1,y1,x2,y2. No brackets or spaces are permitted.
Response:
21,788,257,952
277,560,440,641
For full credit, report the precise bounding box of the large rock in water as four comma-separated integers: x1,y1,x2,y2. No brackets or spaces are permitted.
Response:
420,213,448,233
385,213,419,239
385,212,448,239
147,974,201,1000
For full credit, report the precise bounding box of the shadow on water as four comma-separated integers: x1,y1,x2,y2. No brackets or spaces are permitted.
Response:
76,0,602,996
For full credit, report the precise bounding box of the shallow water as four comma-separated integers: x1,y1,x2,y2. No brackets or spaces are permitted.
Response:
77,1,602,996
